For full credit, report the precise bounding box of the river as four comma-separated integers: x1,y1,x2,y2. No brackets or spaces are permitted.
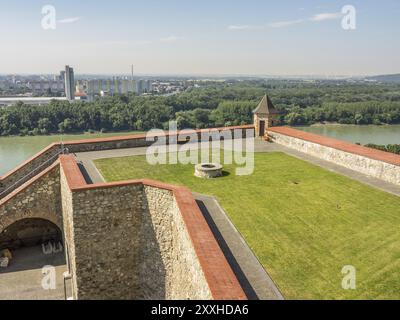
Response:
0,131,141,176
1,125,399,176
295,124,400,145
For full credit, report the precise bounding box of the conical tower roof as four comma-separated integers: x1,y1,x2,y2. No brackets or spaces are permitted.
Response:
253,95,280,115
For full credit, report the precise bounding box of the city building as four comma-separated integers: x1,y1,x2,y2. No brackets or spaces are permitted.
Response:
86,78,136,97
28,80,64,94
64,65,75,101
136,79,153,95
59,71,65,82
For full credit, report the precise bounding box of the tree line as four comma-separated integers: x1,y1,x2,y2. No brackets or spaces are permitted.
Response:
0,80,400,136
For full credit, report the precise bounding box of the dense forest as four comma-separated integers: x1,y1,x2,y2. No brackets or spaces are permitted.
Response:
1,80,400,136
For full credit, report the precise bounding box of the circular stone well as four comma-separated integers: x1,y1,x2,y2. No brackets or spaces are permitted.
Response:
195,163,223,178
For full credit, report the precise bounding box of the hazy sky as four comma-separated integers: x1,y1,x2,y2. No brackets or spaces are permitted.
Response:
1,0,399,76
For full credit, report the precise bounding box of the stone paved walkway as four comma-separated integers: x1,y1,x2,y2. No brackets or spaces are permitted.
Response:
0,246,66,300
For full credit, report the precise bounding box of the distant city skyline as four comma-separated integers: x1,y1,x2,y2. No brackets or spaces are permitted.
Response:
1,0,399,76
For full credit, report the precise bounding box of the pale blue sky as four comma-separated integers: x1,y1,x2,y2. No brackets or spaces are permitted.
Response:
0,0,399,76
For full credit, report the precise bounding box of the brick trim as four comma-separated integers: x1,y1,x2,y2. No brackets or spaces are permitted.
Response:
59,154,246,300
59,155,87,189
268,126,400,167
173,187,246,300
61,125,254,145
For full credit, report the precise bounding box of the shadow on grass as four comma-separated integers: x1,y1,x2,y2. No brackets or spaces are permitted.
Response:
196,199,258,300
221,170,231,177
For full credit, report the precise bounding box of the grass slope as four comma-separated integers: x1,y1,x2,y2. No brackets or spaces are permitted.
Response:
95,152,400,299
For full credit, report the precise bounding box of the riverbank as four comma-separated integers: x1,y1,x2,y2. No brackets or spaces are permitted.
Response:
1,124,400,177
0,129,142,139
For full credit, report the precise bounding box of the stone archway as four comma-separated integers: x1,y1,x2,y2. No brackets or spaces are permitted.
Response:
0,207,62,237
0,218,62,250
0,217,67,300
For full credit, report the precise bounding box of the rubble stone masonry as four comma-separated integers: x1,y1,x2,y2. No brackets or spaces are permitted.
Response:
0,125,253,199
58,155,244,300
268,127,400,185
141,186,212,299
61,182,214,299
0,152,245,300
0,162,62,235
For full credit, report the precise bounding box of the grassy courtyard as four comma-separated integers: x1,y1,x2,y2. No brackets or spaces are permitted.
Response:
95,152,400,300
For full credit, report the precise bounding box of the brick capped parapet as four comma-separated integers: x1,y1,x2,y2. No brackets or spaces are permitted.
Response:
0,143,63,199
0,160,62,235
0,125,254,199
268,126,400,185
59,154,247,300
269,126,400,166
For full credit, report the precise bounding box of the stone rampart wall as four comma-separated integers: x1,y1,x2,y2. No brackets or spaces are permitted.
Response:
0,150,245,300
141,186,212,299
0,125,254,199
64,184,144,299
0,144,62,198
60,182,213,300
0,163,62,235
60,168,78,298
268,129,400,185
58,153,245,300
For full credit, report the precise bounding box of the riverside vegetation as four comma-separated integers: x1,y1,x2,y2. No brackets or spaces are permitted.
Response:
1,79,400,136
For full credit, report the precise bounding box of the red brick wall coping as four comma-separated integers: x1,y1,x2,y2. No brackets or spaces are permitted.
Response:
59,154,247,300
268,126,400,167
61,124,255,145
0,125,254,181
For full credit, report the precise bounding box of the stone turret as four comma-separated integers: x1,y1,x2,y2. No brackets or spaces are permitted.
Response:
253,95,280,137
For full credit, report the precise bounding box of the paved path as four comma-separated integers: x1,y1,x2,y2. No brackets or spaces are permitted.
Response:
0,246,66,300
194,192,284,300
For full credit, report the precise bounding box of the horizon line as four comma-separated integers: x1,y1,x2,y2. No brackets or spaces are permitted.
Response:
1,72,399,78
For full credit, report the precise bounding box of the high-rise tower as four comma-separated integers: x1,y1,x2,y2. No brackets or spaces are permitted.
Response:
65,65,75,101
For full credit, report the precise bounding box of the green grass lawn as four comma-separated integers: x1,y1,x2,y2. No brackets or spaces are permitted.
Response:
95,152,400,300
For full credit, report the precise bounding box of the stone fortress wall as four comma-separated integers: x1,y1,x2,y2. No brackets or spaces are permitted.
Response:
0,151,242,300
0,125,251,300
141,186,213,299
1,121,400,299
59,154,245,299
0,144,62,199
268,127,400,186
2,123,398,199
0,162,62,236
0,152,246,300
0,125,254,199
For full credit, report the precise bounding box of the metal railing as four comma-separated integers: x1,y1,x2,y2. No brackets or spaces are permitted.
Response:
0,144,69,200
